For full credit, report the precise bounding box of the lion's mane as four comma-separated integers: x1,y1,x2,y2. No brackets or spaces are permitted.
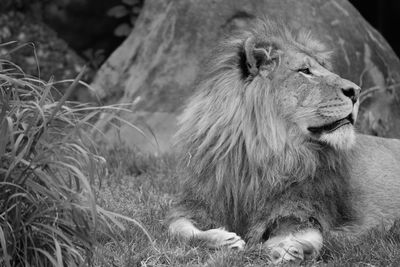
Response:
174,21,355,243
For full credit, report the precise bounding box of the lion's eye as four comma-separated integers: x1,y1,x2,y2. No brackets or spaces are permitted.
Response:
298,68,312,75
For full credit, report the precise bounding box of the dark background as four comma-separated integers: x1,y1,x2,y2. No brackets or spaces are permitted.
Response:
350,0,400,57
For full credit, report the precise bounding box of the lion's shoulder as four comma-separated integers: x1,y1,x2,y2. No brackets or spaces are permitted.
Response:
349,134,400,183
347,134,400,231
355,134,400,159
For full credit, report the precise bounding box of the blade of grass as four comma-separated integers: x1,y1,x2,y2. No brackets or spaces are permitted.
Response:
54,236,64,267
0,226,11,267
0,41,18,47
0,119,9,157
97,206,156,249
46,66,86,126
31,247,59,267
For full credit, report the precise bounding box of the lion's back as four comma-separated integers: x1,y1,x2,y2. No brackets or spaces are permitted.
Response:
347,134,400,231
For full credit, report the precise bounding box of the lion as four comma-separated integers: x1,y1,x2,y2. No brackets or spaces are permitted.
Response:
167,20,400,264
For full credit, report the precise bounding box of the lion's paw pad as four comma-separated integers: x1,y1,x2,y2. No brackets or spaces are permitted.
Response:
269,240,305,264
264,229,322,264
200,228,246,250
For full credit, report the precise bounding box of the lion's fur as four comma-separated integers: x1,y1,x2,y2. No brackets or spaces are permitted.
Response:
169,20,358,243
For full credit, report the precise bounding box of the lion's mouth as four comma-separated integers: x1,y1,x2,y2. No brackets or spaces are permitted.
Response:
308,114,354,134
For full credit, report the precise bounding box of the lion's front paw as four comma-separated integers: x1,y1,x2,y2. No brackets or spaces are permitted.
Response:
199,228,246,250
264,228,322,264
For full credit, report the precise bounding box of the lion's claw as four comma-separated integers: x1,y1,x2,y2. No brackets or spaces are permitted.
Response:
229,239,246,250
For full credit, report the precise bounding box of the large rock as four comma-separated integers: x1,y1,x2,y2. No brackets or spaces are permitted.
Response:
92,0,400,153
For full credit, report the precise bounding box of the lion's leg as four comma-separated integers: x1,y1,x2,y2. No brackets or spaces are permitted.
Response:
263,228,323,264
169,217,246,250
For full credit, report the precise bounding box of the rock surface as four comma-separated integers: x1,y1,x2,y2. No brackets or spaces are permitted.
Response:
92,0,400,153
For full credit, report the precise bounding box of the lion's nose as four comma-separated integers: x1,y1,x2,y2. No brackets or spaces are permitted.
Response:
341,85,360,104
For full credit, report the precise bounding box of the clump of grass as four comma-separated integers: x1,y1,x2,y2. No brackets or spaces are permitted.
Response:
0,55,151,266
322,222,400,266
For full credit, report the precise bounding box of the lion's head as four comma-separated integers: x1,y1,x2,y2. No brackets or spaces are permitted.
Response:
250,27,361,151
176,20,360,214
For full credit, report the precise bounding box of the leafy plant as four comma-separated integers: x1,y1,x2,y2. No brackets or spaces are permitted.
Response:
0,46,152,266
107,0,144,37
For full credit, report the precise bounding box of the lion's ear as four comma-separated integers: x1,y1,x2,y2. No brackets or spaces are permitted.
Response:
243,36,280,78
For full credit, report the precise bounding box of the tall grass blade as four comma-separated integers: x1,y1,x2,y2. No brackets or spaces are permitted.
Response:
0,226,11,267
46,66,86,126
53,237,64,267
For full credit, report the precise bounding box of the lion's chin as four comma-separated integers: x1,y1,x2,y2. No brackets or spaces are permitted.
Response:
318,124,355,150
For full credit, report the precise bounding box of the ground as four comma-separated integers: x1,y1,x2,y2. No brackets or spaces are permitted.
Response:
92,146,400,267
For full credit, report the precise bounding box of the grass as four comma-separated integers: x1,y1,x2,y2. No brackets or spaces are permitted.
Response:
94,146,400,266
